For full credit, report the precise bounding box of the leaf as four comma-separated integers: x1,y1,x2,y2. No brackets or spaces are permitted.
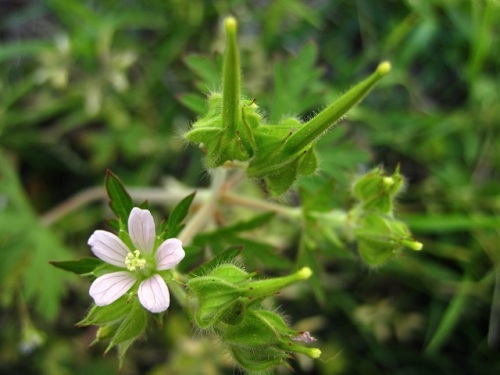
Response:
50,257,103,275
0,153,72,321
178,93,208,115
175,245,203,273
191,246,243,276
166,191,196,238
105,170,134,225
184,54,222,92
234,238,292,270
196,212,276,239
268,42,325,123
424,275,471,355
0,40,51,62
405,214,500,233
298,175,337,212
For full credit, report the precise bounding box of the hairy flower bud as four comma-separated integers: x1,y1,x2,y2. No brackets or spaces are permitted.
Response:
221,308,320,371
353,165,404,214
354,213,422,266
188,264,320,371
188,264,313,328
188,264,251,328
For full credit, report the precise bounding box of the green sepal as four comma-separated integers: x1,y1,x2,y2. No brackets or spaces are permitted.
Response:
247,119,319,195
221,309,292,347
220,299,246,325
298,146,318,175
105,170,134,226
255,309,295,337
187,264,250,328
185,94,261,167
77,297,131,326
262,146,318,195
117,339,135,370
229,345,289,372
353,166,404,214
50,257,103,275
354,212,416,266
247,118,300,178
105,299,148,353
93,324,119,344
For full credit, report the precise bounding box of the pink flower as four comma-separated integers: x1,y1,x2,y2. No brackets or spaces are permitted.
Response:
88,208,185,313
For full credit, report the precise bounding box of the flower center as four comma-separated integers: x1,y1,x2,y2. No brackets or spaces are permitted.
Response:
125,250,147,271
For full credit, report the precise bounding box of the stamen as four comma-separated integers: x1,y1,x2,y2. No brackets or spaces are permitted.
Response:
125,250,147,271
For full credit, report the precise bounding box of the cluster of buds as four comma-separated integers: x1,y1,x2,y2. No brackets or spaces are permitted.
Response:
184,17,391,195
187,264,321,371
349,166,423,266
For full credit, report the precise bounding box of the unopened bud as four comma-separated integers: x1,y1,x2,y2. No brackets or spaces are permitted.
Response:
353,166,404,214
354,213,421,266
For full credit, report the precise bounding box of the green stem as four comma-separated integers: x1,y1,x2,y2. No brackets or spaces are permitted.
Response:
168,276,188,307
173,169,228,309
222,17,241,132
177,169,227,245
222,191,301,219
284,62,391,155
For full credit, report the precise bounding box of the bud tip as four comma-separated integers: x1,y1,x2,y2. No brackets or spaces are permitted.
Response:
403,239,423,251
310,348,322,358
297,267,313,280
225,17,237,33
411,241,423,251
377,61,391,76
382,176,394,186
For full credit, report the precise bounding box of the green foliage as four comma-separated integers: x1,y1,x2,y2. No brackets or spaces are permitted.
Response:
193,212,292,270
165,191,196,238
105,170,134,223
50,257,103,275
0,153,72,321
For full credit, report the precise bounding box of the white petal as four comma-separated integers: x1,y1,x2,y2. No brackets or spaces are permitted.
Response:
89,271,135,306
88,230,129,267
138,274,170,313
128,208,156,254
155,238,185,270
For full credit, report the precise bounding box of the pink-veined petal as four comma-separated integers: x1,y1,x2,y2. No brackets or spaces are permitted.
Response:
89,271,135,306
138,274,170,313
128,208,156,254
155,238,185,270
88,230,129,267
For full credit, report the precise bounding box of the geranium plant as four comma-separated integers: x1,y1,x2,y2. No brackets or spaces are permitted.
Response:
52,16,422,373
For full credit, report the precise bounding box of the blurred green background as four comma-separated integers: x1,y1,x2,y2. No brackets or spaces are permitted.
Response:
1,0,499,374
